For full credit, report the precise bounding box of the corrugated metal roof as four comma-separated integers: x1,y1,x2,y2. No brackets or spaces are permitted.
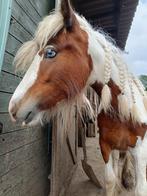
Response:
72,0,139,49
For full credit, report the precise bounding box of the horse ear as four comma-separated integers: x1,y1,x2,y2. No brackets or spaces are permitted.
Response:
60,0,74,31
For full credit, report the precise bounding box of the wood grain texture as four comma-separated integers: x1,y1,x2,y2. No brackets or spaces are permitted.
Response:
0,126,43,156
2,52,15,74
15,0,41,25
50,111,78,196
5,33,22,57
29,0,50,17
0,149,49,195
0,71,21,93
0,113,22,134
0,136,47,177
11,0,36,35
0,92,12,113
0,1,51,195
9,16,32,43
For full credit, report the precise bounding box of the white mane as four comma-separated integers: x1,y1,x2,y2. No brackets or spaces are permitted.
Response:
14,9,147,125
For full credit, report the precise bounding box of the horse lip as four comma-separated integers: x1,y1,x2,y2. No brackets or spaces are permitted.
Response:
23,111,34,124
25,111,32,120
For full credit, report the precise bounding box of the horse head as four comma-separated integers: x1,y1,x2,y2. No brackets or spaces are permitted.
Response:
9,0,99,126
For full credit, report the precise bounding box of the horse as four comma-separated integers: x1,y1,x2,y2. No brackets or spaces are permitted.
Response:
8,0,147,195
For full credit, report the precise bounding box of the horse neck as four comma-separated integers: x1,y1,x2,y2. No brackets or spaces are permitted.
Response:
87,37,120,96
87,31,120,85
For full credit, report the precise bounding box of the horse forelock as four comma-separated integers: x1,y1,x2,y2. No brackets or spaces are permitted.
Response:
14,11,64,72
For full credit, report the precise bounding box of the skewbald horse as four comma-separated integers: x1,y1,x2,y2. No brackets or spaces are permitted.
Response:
9,0,147,195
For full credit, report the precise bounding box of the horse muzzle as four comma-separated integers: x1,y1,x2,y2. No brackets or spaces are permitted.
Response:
9,98,38,125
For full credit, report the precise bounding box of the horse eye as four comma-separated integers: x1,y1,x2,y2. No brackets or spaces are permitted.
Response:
45,48,57,58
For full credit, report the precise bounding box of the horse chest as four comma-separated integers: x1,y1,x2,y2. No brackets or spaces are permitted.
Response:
97,112,147,162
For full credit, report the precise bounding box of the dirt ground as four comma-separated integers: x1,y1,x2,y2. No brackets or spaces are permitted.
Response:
66,135,134,196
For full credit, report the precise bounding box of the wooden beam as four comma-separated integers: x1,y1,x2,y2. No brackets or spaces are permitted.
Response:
78,4,115,18
87,9,116,20
113,0,122,47
75,0,114,10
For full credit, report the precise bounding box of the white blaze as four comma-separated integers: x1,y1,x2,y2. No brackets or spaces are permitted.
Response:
9,54,43,112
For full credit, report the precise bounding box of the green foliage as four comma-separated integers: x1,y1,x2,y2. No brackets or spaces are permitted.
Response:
139,75,147,90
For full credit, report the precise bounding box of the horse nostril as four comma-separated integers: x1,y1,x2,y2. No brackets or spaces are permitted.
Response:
10,109,17,122
9,102,18,121
12,111,17,119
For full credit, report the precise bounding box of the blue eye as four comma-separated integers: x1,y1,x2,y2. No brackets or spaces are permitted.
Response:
45,48,57,58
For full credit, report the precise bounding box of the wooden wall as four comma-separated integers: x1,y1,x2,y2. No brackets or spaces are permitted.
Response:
50,111,78,196
0,0,52,195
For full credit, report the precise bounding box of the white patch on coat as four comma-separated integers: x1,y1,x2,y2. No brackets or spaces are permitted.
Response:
105,154,116,196
9,54,43,114
130,132,147,196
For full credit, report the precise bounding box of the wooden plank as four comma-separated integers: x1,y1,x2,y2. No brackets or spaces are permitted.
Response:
78,115,83,147
0,126,43,156
2,52,14,74
5,33,22,57
11,0,36,36
9,16,32,43
66,133,76,164
23,168,50,196
5,169,49,196
50,114,78,196
79,3,114,16
4,183,21,196
68,113,76,153
15,0,41,25
0,92,12,113
28,0,50,18
2,52,25,78
87,124,96,137
0,1,51,196
0,136,47,177
0,71,21,93
0,150,49,196
0,113,22,134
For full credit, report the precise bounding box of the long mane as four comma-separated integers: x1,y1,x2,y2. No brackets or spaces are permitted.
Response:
14,9,147,125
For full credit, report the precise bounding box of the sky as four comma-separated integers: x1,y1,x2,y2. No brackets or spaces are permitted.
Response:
124,0,147,76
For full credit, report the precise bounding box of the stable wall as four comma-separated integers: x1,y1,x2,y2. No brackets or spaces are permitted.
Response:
0,0,52,195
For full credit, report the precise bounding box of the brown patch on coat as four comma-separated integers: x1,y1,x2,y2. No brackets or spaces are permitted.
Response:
92,80,147,163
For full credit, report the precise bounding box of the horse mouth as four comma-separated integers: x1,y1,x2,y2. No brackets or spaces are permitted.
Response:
23,111,34,125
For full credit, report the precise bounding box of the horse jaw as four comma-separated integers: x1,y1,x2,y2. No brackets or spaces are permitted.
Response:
21,93,95,128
